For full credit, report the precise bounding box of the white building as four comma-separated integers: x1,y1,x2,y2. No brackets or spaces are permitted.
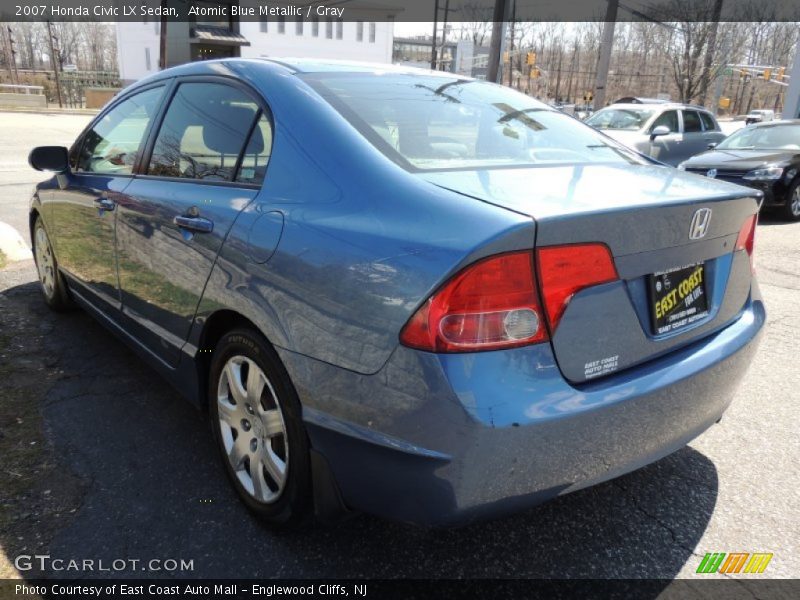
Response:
115,2,396,85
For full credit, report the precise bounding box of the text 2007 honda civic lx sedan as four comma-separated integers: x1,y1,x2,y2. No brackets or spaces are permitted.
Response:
28,59,764,527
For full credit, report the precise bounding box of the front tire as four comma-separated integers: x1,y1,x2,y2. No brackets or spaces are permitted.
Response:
32,216,72,311
782,180,800,221
209,329,311,527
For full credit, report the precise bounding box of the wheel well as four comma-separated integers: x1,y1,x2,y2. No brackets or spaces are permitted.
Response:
29,209,40,242
196,310,261,409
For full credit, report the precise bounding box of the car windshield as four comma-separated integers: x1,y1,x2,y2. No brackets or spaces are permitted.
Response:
716,124,800,150
302,72,643,170
585,107,656,131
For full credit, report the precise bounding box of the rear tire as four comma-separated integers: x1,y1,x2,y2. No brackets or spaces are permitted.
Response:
782,180,800,221
32,216,72,311
208,329,311,528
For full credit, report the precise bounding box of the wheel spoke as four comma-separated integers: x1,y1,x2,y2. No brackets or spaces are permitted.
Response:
224,361,247,404
246,360,266,406
228,435,249,470
250,460,271,501
217,398,238,426
261,409,284,438
262,448,286,485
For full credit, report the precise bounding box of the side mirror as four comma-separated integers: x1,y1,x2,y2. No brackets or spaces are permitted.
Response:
650,125,671,140
28,146,69,172
707,142,718,150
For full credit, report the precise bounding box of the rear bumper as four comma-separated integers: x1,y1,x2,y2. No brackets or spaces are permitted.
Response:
283,290,765,526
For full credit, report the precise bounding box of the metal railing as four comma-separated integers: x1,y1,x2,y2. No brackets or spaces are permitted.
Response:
0,84,44,95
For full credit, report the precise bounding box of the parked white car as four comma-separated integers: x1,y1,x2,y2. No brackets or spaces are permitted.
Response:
746,109,775,125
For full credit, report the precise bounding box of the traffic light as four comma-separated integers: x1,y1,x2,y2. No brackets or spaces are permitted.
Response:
526,51,536,66
763,68,772,81
583,91,593,102
530,67,540,79
777,67,786,82
503,51,510,64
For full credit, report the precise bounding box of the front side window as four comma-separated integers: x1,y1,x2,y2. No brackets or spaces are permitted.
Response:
76,86,163,175
650,110,678,133
682,110,703,133
586,107,655,131
304,73,643,171
147,83,259,181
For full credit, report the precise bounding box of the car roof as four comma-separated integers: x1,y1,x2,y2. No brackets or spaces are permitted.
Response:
604,102,711,112
262,57,471,79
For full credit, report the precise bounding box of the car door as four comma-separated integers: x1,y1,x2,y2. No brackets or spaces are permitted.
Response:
115,79,270,367
698,110,725,149
49,85,165,312
679,109,709,161
646,109,683,165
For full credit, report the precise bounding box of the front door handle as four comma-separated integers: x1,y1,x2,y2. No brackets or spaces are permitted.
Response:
174,215,214,233
93,197,115,212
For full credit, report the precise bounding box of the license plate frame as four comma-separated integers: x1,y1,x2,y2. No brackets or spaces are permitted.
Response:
649,263,709,335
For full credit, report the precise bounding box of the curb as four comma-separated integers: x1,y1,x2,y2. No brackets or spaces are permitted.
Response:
0,222,31,263
0,108,99,116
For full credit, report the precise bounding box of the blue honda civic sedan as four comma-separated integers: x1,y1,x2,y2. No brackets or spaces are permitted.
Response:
28,59,764,527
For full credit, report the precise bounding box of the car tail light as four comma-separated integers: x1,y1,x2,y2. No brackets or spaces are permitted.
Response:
536,243,618,333
399,251,548,352
735,214,757,272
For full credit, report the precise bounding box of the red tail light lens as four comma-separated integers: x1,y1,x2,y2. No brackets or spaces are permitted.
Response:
399,251,548,352
735,214,757,272
536,243,618,332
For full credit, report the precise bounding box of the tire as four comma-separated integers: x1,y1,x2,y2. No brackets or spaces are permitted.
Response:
32,216,72,311
782,180,800,221
208,328,311,527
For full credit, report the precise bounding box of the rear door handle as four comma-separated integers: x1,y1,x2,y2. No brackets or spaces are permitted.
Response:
93,197,115,212
174,215,214,233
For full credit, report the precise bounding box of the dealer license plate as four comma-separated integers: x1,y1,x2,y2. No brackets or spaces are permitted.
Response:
649,263,709,335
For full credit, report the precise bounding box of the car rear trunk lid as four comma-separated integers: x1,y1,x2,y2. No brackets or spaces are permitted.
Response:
421,163,761,383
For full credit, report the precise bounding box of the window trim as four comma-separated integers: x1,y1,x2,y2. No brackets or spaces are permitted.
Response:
134,74,274,189
70,82,168,178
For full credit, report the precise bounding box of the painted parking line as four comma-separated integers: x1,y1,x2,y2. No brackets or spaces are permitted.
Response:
0,221,31,262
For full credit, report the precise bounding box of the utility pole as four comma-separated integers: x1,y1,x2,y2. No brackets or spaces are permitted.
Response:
6,26,19,84
431,0,439,69
159,0,168,70
594,0,619,109
46,21,63,108
487,0,509,84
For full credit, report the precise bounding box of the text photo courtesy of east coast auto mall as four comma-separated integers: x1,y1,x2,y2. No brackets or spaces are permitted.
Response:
0,0,798,598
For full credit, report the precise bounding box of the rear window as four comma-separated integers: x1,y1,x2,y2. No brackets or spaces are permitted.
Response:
303,72,643,171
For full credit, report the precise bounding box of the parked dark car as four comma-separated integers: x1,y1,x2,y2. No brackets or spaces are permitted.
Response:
28,59,764,527
679,120,800,220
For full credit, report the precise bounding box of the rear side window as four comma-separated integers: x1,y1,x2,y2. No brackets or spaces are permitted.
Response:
236,114,273,185
682,110,703,133
650,110,678,133
699,111,716,131
148,83,259,181
76,86,163,174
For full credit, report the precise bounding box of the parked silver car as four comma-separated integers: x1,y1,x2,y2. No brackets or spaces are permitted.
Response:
586,103,726,166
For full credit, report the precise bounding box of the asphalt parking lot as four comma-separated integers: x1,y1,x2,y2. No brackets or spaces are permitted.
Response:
0,112,797,582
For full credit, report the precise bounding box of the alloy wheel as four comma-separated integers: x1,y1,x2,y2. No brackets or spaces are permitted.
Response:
216,355,289,504
34,225,56,298
791,186,800,217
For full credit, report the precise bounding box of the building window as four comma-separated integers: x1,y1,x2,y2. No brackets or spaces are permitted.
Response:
259,17,267,33
357,21,364,42
326,19,332,39
336,20,343,40
145,47,151,71
296,19,303,35
369,22,376,43
278,16,285,34
312,17,319,37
